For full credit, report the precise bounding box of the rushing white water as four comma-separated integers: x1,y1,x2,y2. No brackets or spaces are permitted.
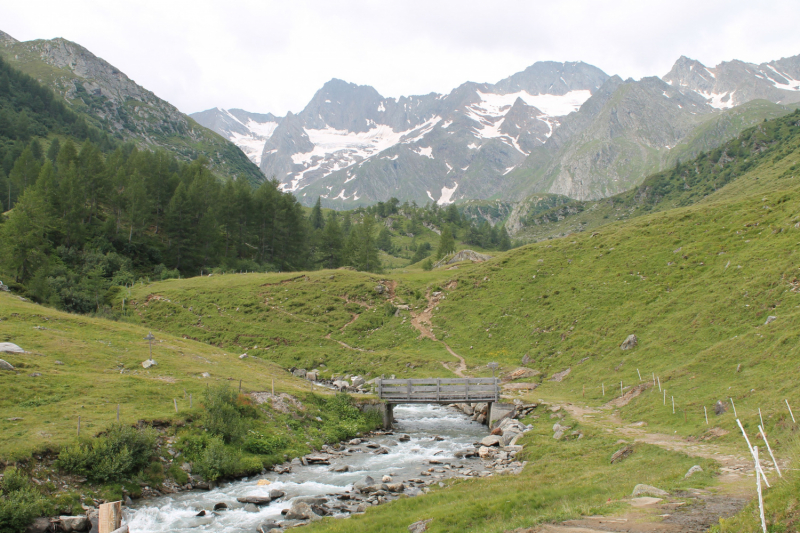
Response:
126,404,488,532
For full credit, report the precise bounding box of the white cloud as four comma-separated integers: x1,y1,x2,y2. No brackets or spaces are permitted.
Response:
2,0,800,116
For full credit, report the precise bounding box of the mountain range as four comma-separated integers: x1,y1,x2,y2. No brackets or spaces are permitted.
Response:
194,54,800,208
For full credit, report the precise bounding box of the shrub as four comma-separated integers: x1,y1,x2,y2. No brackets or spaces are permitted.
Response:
243,432,287,455
167,464,189,485
0,468,48,533
202,384,250,444
422,258,433,271
193,437,241,482
54,424,157,483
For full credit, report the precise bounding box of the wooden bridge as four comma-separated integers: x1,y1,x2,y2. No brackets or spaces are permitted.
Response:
377,378,499,404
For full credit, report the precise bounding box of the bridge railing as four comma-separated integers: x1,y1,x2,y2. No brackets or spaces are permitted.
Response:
377,378,499,403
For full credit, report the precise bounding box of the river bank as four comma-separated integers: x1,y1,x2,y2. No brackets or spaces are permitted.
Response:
125,403,531,532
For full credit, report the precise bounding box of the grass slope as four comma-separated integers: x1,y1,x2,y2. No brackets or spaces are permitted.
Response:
0,292,310,460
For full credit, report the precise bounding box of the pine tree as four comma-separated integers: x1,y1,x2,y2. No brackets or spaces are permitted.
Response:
319,211,343,269
376,226,393,253
498,225,511,251
436,226,456,259
0,186,52,282
350,216,381,272
310,196,324,230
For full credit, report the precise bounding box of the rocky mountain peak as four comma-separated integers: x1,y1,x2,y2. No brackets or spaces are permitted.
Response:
0,30,17,46
301,78,386,132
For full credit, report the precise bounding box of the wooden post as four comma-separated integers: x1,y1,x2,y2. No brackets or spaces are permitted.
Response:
583,385,585,398
758,408,764,429
99,501,122,533
657,376,661,391
436,378,441,402
637,369,641,381
620,380,623,398
704,406,709,424
672,396,675,414
173,398,178,413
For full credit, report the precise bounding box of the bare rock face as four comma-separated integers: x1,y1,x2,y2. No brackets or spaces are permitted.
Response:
549,368,571,382
620,334,638,350
685,465,703,478
59,516,90,532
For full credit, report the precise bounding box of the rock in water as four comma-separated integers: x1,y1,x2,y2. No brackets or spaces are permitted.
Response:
408,518,433,532
0,342,23,353
354,476,375,491
0,359,14,371
213,502,228,511
258,521,281,532
620,334,638,350
632,484,669,497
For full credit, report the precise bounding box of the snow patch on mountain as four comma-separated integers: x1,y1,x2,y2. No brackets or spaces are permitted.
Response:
475,89,592,118
414,146,434,159
438,183,459,205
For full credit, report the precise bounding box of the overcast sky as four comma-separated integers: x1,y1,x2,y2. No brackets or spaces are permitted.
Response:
3,0,800,116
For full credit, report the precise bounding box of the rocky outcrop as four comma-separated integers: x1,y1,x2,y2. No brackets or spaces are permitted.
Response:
620,334,638,350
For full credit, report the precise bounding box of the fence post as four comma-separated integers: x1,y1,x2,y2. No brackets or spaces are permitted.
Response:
436,378,440,402
173,398,178,413
754,446,767,533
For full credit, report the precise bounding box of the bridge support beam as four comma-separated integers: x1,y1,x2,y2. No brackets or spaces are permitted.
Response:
488,402,516,428
359,402,394,429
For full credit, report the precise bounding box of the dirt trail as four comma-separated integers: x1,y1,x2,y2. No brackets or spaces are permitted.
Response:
340,313,359,332
408,288,467,377
508,402,760,533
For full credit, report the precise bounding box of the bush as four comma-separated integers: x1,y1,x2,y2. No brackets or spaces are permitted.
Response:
422,258,433,271
193,437,241,482
167,464,189,485
243,432,287,455
0,468,48,533
202,384,250,443
54,424,157,483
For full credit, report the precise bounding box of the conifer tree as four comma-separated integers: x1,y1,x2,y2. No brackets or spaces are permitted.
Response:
436,226,456,259
310,196,324,230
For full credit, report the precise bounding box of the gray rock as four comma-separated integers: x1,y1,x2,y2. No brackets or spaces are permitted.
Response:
351,376,365,388
258,520,281,532
269,489,285,500
292,368,307,378
610,445,633,463
632,484,669,497
333,380,349,390
480,435,502,447
200,372,211,378
374,284,386,294
60,516,90,532
549,368,571,382
237,496,273,505
714,400,728,415
685,465,703,478
398,434,411,442
243,503,260,512
354,476,376,490
141,359,157,369
621,334,638,350
330,464,350,472
306,371,318,381
0,342,23,353
521,354,532,365
408,518,433,532
213,502,228,511
0,359,15,371
285,502,320,521
765,315,777,325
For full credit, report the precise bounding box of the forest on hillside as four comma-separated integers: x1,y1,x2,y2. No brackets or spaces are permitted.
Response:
0,56,512,314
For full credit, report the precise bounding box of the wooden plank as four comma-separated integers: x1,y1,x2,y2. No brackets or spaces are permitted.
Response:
380,384,497,392
99,501,122,533
380,378,497,385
